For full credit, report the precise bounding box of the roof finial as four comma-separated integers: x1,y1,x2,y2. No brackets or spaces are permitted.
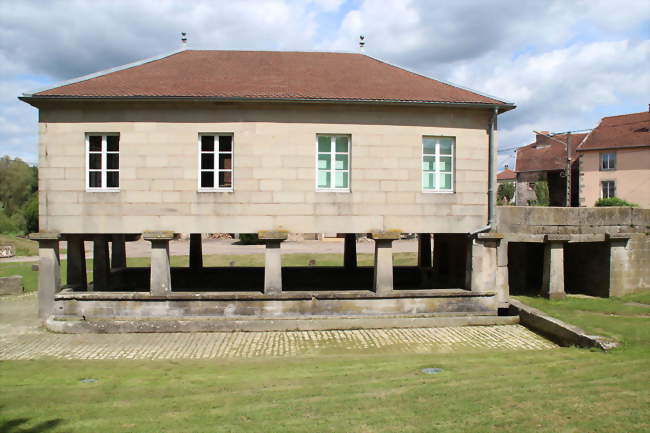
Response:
359,35,365,53
181,32,187,48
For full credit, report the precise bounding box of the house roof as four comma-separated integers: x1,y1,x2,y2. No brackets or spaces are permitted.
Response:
515,133,588,173
23,49,513,109
497,167,516,180
577,111,649,152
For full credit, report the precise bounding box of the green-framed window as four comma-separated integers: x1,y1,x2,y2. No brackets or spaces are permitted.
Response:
422,136,454,192
316,135,350,191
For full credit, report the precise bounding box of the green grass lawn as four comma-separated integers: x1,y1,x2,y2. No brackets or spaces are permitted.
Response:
0,253,417,292
0,234,38,256
1,258,649,432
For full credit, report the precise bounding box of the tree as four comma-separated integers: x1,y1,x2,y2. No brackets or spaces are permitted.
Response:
0,156,38,234
497,182,515,205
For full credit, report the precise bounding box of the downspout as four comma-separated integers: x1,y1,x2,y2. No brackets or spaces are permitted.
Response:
470,106,498,235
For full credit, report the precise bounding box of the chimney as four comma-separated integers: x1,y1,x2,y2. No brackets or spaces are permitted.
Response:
181,32,187,48
359,35,365,53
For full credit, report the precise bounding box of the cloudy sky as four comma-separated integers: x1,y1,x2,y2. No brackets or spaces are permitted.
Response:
1,0,649,168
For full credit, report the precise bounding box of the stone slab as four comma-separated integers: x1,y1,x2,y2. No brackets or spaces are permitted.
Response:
142,231,177,241
509,299,618,351
370,231,402,240
0,276,23,295
258,230,289,240
29,232,61,241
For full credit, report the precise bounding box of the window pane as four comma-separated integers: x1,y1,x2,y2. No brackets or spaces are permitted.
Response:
201,153,214,170
422,172,436,190
423,156,435,171
201,171,214,188
318,136,331,153
335,154,348,170
201,135,215,152
610,153,616,169
107,171,119,188
89,136,102,152
107,135,119,152
107,153,119,169
335,171,348,188
440,173,452,190
423,137,436,155
318,170,331,188
439,156,452,171
219,171,232,188
335,136,348,153
219,154,232,170
439,138,453,155
89,171,101,188
219,135,232,152
89,153,101,169
318,154,331,170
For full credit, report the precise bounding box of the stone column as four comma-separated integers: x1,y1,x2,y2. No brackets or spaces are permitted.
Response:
495,239,509,307
29,233,61,319
189,233,203,269
143,231,175,295
417,233,432,268
259,230,288,295
93,235,111,291
608,234,632,297
344,233,357,269
66,234,87,290
111,234,127,269
371,232,401,296
542,235,569,299
469,233,502,293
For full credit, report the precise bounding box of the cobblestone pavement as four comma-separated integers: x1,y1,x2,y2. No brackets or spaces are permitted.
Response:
0,294,557,360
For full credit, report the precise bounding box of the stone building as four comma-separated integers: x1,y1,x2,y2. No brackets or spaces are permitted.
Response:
514,132,587,206
21,48,520,332
576,110,650,208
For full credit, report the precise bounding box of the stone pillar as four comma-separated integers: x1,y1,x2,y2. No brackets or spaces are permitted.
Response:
542,235,569,299
469,233,502,293
371,232,401,295
66,235,87,290
258,230,288,295
29,233,61,319
189,233,203,269
143,231,175,295
344,233,357,269
495,239,509,307
608,234,632,297
93,235,111,291
111,234,127,269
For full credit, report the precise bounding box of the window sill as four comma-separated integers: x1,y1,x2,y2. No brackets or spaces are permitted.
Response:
85,188,120,193
197,188,234,193
421,190,455,194
316,188,350,193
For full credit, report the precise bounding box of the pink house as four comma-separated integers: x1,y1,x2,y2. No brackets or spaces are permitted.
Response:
577,111,650,208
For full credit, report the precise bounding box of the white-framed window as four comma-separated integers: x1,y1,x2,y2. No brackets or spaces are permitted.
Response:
422,136,454,192
601,180,616,198
600,152,616,170
86,133,120,191
316,135,350,191
198,134,233,191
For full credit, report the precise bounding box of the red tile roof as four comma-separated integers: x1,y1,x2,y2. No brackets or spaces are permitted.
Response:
497,167,516,180
30,50,510,106
515,132,588,173
577,111,649,151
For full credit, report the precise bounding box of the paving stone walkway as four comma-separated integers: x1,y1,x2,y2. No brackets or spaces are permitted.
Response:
0,294,557,360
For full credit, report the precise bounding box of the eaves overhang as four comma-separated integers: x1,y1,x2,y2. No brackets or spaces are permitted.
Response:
18,94,516,113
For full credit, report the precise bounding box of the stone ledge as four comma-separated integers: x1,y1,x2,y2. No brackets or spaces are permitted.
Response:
142,231,177,241
29,232,61,241
509,299,619,351
370,231,402,240
544,234,571,242
46,314,519,333
257,230,289,240
478,232,504,240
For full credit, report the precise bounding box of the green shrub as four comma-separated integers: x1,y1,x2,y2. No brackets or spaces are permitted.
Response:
497,182,515,205
595,197,638,207
23,194,39,233
238,233,262,244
